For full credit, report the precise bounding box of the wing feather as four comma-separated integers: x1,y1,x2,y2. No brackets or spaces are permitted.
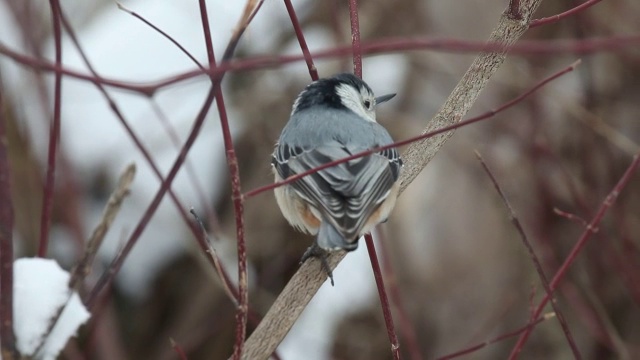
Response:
273,142,400,242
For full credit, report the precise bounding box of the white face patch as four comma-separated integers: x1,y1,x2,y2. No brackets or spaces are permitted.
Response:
335,83,377,122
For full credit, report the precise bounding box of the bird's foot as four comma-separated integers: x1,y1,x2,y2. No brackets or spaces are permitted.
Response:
300,243,334,286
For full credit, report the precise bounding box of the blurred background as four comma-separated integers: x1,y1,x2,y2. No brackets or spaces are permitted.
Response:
1,0,639,359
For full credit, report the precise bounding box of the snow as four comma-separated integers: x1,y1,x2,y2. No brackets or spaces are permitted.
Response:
13,258,91,360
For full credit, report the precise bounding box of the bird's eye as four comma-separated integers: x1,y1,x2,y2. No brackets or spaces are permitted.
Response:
363,99,372,110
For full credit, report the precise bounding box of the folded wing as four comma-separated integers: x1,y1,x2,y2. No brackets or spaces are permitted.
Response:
272,141,401,247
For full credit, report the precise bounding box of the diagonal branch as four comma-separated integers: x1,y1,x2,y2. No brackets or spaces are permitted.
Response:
475,151,581,359
240,1,545,359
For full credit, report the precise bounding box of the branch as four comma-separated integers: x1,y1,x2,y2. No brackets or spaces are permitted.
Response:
530,0,603,28
32,164,135,357
0,71,18,360
240,1,545,358
2,34,638,94
38,0,64,257
508,152,640,358
436,313,555,360
365,234,400,359
197,1,261,359
85,0,257,309
475,151,581,359
283,0,318,81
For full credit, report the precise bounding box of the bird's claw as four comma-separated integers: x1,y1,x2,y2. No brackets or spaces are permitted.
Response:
300,244,335,286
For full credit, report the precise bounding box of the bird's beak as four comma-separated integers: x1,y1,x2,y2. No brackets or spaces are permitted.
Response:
375,93,396,105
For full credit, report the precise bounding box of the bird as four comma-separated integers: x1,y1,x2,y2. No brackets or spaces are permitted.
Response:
271,73,402,285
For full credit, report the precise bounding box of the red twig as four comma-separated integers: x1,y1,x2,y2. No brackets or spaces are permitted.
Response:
243,60,581,199
283,0,318,81
348,0,362,78
508,153,640,359
553,208,589,228
365,234,400,359
38,0,64,257
170,338,188,360
2,35,637,94
116,2,204,70
475,151,582,359
436,314,555,360
0,73,18,360
376,229,423,360
530,0,603,28
196,1,256,359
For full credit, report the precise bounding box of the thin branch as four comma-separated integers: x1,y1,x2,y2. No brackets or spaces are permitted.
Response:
553,208,589,228
376,228,424,360
364,234,400,359
189,209,275,356
436,313,556,360
475,151,581,359
85,93,218,309
70,164,136,291
348,0,362,78
530,0,603,28
170,338,188,360
189,209,237,305
116,2,204,70
509,153,640,359
283,0,318,80
2,35,638,94
197,1,260,359
84,0,259,309
112,0,240,300
48,3,222,311
349,1,399,357
38,0,64,257
0,71,18,360
33,164,136,357
148,99,221,231
240,1,547,358
243,60,580,199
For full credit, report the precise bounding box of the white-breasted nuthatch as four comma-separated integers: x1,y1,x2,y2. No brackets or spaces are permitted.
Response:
272,73,402,284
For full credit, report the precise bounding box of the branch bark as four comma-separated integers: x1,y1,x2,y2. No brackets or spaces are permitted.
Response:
240,1,544,359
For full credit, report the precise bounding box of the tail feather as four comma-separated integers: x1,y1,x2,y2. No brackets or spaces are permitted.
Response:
317,221,358,251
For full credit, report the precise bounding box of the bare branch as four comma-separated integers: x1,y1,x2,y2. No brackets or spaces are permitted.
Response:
509,153,640,358
364,234,400,359
475,151,581,359
0,67,18,360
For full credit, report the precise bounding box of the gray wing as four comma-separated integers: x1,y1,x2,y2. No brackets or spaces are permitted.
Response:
272,141,401,242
